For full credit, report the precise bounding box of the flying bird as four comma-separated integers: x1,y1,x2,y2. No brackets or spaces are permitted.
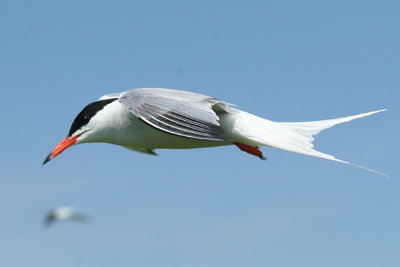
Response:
43,88,386,175
43,206,89,227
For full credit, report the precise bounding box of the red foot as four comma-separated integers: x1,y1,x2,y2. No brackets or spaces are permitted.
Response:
233,142,266,160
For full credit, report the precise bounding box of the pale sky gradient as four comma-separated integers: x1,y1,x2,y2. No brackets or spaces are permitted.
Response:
1,1,399,266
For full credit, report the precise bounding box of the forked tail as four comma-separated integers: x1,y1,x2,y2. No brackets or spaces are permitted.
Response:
235,109,388,176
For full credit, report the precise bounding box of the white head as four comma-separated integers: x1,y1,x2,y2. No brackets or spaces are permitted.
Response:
43,98,118,164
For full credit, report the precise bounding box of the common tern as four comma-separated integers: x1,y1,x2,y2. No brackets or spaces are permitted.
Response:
43,206,89,227
43,88,386,175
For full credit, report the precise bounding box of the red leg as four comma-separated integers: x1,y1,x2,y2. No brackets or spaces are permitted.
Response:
233,142,266,160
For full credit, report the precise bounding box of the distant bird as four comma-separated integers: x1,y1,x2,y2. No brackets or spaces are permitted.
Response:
43,207,89,227
43,88,386,175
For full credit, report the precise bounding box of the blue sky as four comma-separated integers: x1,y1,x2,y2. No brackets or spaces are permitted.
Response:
1,0,399,266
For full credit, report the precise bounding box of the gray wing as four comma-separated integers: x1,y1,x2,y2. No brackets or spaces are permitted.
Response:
71,213,90,224
118,88,231,141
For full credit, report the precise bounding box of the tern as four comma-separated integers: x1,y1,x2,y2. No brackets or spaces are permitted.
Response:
43,88,386,175
43,206,89,227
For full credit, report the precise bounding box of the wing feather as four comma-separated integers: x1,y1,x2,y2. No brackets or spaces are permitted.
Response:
118,88,231,141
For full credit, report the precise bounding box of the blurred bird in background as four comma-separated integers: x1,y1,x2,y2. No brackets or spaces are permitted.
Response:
43,206,89,228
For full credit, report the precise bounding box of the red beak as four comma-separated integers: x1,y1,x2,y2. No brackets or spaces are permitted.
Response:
42,135,80,165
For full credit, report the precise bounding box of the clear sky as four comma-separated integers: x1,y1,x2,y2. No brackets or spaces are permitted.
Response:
1,0,399,266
